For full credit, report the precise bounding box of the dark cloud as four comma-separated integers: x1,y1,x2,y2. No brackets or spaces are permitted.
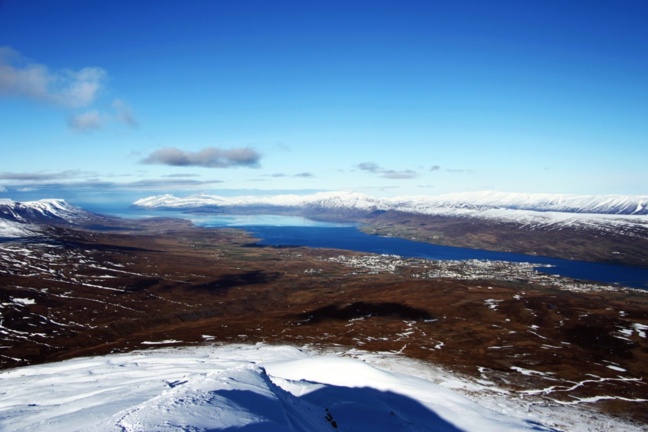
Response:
294,172,314,178
430,165,441,171
357,162,417,179
141,147,261,168
0,170,90,181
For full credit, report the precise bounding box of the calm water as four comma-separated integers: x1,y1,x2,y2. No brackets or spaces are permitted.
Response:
89,206,648,290
243,225,648,290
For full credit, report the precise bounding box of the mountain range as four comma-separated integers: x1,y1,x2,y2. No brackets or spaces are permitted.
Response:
3,192,648,267
2,194,647,429
132,191,648,268
133,190,648,215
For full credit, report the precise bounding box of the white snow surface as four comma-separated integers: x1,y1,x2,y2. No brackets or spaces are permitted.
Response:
21,199,85,219
0,344,641,432
132,191,648,234
0,219,41,238
133,191,648,215
0,198,86,222
0,198,93,238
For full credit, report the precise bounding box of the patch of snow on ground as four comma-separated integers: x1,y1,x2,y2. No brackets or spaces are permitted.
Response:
510,366,554,377
0,220,41,238
632,323,647,338
606,365,627,373
11,298,36,306
0,344,644,432
140,339,182,345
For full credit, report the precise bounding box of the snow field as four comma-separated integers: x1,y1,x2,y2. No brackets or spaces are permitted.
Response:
2,343,644,431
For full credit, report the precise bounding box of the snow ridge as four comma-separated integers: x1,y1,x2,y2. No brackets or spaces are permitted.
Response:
132,191,648,236
0,198,90,223
133,190,648,215
3,344,607,432
0,199,93,238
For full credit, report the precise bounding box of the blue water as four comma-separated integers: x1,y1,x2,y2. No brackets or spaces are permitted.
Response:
84,206,648,290
243,225,648,290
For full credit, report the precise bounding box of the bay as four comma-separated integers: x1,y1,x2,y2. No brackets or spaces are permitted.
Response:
90,206,648,290
243,225,648,290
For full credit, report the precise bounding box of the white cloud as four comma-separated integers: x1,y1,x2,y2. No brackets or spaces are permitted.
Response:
0,46,105,108
0,47,137,132
112,99,137,127
357,162,417,179
357,162,381,173
59,67,106,107
381,169,417,179
68,111,103,131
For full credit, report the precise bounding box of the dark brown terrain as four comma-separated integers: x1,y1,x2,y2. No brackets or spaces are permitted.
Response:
357,211,648,268
1,218,647,425
202,205,648,267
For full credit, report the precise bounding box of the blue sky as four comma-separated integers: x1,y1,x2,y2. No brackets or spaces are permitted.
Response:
1,0,647,205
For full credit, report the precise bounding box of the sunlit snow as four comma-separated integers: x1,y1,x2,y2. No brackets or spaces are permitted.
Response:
1,344,643,432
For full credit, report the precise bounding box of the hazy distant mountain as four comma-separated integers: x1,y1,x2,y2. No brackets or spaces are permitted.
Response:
133,190,648,215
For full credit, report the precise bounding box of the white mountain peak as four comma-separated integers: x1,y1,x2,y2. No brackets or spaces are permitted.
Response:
0,198,93,236
133,190,648,216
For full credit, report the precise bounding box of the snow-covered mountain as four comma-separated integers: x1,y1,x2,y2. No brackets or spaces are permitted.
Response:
133,191,387,212
132,192,648,244
1,343,637,432
0,198,94,224
133,190,648,215
0,199,98,238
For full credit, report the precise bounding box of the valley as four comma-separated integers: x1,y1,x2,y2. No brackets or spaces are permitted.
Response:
1,215,647,425
133,191,648,268
358,210,648,268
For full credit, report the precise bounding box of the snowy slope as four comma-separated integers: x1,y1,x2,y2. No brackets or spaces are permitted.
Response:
0,219,41,238
390,191,648,215
0,344,641,432
0,198,92,223
132,191,648,235
0,198,97,238
133,191,648,215
133,191,386,211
